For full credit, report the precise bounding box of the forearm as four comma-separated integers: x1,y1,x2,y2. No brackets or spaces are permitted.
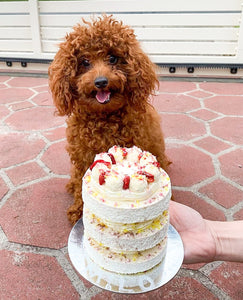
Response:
206,220,243,262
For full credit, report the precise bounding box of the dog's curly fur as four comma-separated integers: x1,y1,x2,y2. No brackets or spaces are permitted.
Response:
49,15,170,224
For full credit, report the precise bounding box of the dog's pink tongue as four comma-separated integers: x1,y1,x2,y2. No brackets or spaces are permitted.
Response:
96,91,111,103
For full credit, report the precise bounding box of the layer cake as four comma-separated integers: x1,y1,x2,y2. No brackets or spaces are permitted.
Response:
82,145,171,274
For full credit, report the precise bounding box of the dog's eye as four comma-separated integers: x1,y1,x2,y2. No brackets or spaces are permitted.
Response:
109,55,118,65
81,59,90,67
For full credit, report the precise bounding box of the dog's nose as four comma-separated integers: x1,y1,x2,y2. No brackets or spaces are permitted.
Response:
94,76,108,89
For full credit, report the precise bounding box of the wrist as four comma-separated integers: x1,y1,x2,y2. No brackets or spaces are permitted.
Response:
207,220,243,262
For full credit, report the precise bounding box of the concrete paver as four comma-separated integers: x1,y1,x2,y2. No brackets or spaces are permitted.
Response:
0,76,242,299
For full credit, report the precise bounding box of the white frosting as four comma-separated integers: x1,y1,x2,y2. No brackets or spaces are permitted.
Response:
94,152,112,163
129,173,148,192
87,169,167,201
104,170,123,191
144,163,161,181
139,151,157,166
125,145,142,162
82,172,171,223
88,145,165,196
84,235,167,274
108,145,128,163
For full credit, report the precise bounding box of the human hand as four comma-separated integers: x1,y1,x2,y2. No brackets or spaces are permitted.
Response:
169,201,216,264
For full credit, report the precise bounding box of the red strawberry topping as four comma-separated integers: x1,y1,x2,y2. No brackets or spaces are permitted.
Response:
90,160,111,170
121,148,128,157
99,171,106,185
137,171,154,182
108,153,116,164
152,161,160,168
123,175,130,189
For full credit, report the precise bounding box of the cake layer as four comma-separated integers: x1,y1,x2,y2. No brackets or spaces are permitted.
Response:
84,252,165,289
84,235,167,274
83,205,169,251
82,170,171,223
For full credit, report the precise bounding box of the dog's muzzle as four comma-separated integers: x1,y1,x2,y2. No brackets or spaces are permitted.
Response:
94,76,111,104
94,76,108,89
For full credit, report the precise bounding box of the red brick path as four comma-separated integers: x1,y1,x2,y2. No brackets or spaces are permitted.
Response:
0,76,242,299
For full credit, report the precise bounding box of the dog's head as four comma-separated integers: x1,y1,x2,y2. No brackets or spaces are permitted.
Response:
49,15,158,116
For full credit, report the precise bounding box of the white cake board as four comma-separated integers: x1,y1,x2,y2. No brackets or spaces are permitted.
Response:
68,218,184,294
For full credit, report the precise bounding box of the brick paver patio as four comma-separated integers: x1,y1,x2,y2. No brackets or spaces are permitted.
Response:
0,76,242,299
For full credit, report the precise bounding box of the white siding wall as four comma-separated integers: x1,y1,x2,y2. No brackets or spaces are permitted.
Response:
0,0,243,66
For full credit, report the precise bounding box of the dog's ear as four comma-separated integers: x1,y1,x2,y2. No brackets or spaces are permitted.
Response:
125,44,159,110
48,40,77,116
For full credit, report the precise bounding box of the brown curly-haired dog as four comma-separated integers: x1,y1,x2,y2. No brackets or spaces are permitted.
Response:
49,15,170,224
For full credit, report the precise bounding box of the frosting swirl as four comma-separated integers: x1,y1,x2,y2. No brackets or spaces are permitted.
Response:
90,145,162,194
